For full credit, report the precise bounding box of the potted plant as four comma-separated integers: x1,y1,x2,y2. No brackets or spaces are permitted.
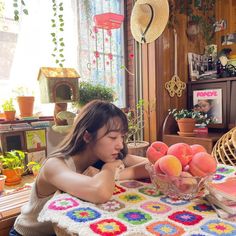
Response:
168,108,199,135
125,100,150,156
0,150,25,186
1,98,16,121
12,86,35,118
73,81,115,109
27,161,41,177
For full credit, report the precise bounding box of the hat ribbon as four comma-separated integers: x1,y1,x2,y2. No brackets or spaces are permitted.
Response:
140,3,154,43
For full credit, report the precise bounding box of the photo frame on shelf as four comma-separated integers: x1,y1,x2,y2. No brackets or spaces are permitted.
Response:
188,82,227,129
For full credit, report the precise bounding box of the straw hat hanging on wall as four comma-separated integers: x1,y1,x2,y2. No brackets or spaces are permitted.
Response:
130,0,169,44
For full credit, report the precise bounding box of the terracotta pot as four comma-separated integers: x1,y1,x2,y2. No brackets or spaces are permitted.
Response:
127,141,150,157
0,175,6,192
4,110,16,121
17,96,35,117
177,118,196,133
2,168,23,186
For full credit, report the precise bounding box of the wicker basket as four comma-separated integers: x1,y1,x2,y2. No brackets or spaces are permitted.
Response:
212,127,236,166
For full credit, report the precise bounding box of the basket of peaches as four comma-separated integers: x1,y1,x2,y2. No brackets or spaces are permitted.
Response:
145,142,217,200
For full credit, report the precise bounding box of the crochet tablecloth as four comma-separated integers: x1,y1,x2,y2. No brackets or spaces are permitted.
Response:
38,164,236,236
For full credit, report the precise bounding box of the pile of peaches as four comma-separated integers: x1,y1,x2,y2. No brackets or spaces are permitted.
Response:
145,141,217,199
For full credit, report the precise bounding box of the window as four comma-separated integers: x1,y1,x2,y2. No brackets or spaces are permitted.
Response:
0,0,125,116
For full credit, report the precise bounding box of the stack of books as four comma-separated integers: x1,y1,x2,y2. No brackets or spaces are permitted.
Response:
206,178,236,222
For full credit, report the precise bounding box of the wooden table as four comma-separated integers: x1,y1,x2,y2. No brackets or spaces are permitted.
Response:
39,164,236,236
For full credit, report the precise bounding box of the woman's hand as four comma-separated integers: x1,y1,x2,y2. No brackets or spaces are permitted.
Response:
102,160,124,172
83,166,100,177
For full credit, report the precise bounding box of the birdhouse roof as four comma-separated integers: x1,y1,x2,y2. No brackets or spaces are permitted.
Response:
37,67,80,80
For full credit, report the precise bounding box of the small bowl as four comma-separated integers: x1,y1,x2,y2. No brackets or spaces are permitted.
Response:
145,163,213,200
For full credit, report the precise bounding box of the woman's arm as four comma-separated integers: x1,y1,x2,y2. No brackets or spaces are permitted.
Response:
118,154,149,180
38,158,123,203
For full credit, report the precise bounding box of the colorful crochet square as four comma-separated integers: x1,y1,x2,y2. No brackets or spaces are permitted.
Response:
217,167,235,174
140,201,171,214
201,219,236,236
66,207,101,222
120,180,143,188
213,174,225,181
168,210,203,225
188,202,215,214
48,197,79,210
96,199,125,212
146,220,185,236
160,196,188,206
139,186,161,197
113,185,126,195
118,193,145,203
90,218,127,235
118,209,152,225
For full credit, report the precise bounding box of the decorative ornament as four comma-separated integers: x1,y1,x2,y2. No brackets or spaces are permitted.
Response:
165,76,186,97
165,28,186,97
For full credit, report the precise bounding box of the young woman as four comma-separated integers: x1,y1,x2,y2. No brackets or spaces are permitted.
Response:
10,100,149,236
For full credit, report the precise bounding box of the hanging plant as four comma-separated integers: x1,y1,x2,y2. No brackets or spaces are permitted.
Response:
51,0,65,67
13,0,28,21
170,0,216,44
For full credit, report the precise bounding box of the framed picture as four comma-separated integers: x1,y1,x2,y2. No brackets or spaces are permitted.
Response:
25,129,47,152
188,81,227,129
193,89,222,123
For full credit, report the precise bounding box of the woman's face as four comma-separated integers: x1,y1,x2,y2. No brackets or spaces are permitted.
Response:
198,100,211,113
90,125,125,163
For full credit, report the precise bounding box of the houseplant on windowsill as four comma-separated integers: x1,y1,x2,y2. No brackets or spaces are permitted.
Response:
1,98,16,121
12,86,35,118
125,100,150,156
0,150,26,186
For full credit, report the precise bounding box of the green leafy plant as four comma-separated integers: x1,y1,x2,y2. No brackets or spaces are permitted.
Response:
27,161,41,173
0,150,25,170
125,99,155,146
171,0,216,44
1,98,15,111
73,81,115,107
169,108,214,125
51,0,65,67
13,0,28,21
126,100,145,146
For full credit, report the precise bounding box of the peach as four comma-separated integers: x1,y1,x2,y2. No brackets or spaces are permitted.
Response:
189,152,217,177
158,155,182,177
153,159,165,174
177,171,198,193
190,144,207,156
167,143,193,167
146,141,168,164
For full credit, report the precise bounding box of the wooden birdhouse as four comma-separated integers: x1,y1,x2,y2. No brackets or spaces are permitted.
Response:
37,67,80,103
